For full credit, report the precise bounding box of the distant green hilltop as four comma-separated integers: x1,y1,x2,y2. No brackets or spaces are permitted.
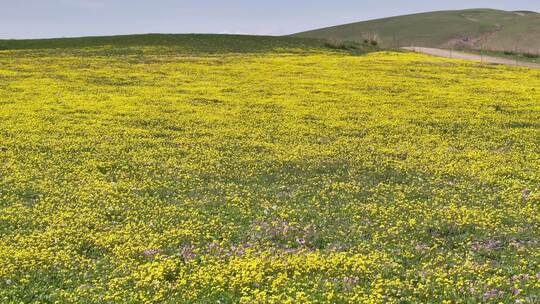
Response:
292,9,540,52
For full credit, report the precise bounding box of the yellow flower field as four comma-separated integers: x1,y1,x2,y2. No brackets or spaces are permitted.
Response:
0,46,539,303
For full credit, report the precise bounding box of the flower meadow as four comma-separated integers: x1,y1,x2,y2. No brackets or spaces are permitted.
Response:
0,46,539,303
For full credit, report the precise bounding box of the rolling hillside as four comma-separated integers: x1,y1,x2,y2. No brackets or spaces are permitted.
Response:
0,33,330,53
1,30,540,302
293,9,540,52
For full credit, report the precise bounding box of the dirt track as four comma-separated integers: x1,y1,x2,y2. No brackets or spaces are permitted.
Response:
402,47,540,69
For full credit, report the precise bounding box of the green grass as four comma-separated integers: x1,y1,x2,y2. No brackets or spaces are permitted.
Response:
0,33,381,57
292,9,540,51
0,33,332,53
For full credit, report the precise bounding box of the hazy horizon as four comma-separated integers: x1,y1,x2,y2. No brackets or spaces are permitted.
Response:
1,0,539,39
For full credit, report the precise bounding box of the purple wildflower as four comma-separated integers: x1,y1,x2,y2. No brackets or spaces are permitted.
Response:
483,289,503,300
178,245,195,261
521,188,530,200
510,274,528,281
143,248,161,257
471,239,502,251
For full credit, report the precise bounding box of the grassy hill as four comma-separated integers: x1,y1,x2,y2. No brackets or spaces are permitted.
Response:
1,33,539,302
0,33,332,53
293,9,540,52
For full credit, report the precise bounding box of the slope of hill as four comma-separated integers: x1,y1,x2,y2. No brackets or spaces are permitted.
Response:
293,9,540,52
0,33,331,53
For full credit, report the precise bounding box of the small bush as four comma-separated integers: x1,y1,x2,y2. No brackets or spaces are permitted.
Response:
523,53,539,59
324,40,371,54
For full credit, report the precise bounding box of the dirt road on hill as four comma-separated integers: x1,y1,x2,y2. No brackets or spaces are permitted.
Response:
402,47,540,69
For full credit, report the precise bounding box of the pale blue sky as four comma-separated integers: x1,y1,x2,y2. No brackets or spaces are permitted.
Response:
1,0,539,39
